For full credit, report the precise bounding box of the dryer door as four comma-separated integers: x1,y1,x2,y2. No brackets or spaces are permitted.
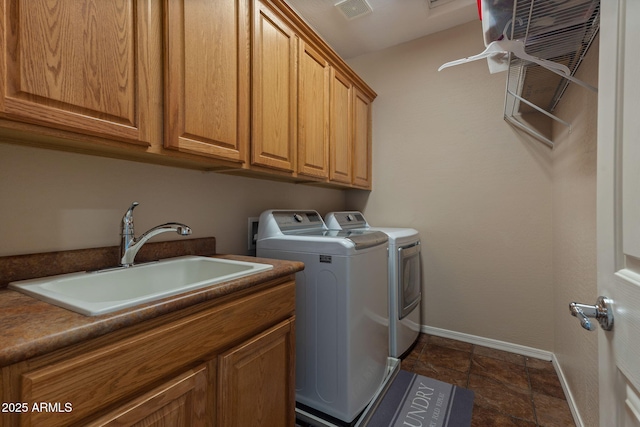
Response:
398,242,422,319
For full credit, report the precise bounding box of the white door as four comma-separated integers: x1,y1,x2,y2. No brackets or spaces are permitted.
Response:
597,0,640,425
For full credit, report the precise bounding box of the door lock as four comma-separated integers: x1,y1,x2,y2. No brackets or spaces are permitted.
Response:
569,296,614,331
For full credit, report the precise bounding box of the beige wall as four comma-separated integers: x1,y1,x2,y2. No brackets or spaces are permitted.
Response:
344,19,599,424
551,38,599,426
0,144,346,257
346,20,555,350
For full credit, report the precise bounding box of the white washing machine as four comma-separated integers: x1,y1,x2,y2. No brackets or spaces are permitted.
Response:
325,211,422,358
256,210,390,424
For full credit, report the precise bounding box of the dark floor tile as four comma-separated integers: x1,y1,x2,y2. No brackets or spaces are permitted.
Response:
416,333,430,345
471,404,537,427
419,343,472,373
526,357,555,372
474,345,526,366
413,340,428,354
428,335,474,352
400,335,574,426
529,367,566,399
468,374,536,422
411,360,469,388
403,347,422,363
401,358,417,371
533,392,575,427
402,342,425,370
471,355,530,390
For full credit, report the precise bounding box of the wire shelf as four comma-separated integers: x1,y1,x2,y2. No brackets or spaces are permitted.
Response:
503,0,600,147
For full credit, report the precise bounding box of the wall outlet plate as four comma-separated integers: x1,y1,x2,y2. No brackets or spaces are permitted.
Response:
248,217,259,251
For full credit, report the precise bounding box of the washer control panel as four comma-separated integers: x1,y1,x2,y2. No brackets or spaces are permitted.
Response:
273,210,324,231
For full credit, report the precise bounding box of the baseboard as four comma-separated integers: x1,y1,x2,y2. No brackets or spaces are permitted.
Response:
420,325,583,427
421,325,553,361
551,353,585,427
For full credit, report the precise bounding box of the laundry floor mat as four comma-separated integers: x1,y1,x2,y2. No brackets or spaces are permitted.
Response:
365,370,474,427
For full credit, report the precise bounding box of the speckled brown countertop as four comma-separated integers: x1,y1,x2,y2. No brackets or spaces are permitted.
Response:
0,243,303,367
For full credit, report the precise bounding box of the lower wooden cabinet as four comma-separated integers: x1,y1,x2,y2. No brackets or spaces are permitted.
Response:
218,319,295,427
1,277,296,427
86,365,208,427
88,320,295,427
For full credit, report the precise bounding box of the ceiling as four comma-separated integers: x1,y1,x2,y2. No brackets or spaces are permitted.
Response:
285,0,479,59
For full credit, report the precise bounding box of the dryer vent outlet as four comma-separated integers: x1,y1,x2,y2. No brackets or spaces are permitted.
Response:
335,0,372,20
248,217,259,252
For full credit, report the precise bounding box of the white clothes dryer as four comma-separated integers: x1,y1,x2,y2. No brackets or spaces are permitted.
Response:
256,210,390,424
325,211,422,358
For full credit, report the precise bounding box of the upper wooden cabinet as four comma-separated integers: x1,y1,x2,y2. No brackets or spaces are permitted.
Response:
0,0,376,189
251,0,298,173
0,0,155,146
329,68,353,185
352,88,373,189
253,0,375,187
297,41,330,179
164,0,250,163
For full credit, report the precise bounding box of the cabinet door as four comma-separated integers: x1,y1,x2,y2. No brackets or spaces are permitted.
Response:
297,41,329,179
0,0,155,145
218,319,295,427
352,88,373,189
164,0,249,163
86,365,207,427
329,68,353,184
252,0,297,172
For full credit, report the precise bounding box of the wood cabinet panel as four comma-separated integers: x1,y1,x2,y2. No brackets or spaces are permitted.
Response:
329,68,353,184
251,0,297,172
85,365,207,427
0,0,155,145
352,88,373,189
164,0,249,163
297,41,329,179
218,319,295,427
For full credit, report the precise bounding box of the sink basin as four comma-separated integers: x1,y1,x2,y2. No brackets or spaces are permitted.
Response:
8,256,273,316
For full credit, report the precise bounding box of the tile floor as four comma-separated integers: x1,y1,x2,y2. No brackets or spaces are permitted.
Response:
401,334,575,427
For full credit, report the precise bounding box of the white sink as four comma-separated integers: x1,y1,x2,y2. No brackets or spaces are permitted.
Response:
9,256,273,316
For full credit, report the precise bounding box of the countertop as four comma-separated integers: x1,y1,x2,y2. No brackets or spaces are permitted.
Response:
0,254,303,367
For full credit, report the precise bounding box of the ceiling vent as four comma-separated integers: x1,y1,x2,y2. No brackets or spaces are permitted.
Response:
335,0,372,20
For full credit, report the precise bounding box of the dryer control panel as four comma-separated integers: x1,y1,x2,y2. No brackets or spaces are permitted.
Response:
325,211,369,230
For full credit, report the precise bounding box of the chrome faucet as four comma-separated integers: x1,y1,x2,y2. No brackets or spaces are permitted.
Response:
120,202,192,267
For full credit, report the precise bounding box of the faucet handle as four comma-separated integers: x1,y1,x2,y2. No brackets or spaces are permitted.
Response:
122,202,139,235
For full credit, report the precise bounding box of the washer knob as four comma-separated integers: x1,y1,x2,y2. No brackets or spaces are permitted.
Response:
347,214,355,222
293,214,303,223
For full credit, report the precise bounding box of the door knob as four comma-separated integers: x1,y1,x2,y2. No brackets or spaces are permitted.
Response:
569,296,614,331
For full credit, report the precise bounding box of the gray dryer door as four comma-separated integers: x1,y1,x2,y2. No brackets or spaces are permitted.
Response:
398,242,422,319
